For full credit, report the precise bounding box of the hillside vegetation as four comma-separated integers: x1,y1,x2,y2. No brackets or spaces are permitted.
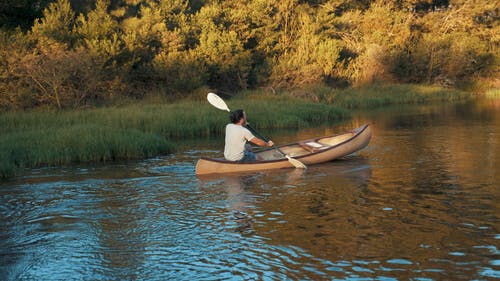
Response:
0,0,498,109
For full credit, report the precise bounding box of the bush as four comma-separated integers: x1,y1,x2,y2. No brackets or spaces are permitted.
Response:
271,10,342,89
153,50,207,93
5,39,113,109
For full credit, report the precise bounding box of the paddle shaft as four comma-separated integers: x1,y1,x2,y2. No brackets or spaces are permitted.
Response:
245,123,269,142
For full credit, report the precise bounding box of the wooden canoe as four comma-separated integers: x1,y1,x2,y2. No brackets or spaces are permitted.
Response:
195,124,371,175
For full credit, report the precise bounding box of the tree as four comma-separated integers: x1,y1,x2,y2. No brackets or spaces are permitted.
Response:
31,0,76,44
75,0,122,60
336,1,415,85
16,41,109,108
196,26,252,91
411,0,498,85
271,7,342,88
191,3,252,91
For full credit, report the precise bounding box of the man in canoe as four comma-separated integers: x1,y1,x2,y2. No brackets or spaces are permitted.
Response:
224,109,274,162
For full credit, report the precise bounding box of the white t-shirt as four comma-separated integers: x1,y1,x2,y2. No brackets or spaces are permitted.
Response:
224,124,255,161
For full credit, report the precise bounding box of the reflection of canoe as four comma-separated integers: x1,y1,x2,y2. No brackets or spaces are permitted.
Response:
195,124,372,175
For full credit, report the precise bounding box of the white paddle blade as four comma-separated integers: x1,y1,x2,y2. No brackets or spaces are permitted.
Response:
285,155,307,169
207,92,230,112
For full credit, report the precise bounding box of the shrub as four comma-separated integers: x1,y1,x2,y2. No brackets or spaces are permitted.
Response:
153,50,207,93
13,40,111,108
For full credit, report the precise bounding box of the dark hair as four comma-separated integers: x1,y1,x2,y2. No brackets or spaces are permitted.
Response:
229,109,245,124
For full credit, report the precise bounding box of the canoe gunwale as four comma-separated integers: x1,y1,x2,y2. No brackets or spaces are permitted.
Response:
199,124,370,165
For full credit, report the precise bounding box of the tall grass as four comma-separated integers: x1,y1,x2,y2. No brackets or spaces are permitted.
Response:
484,88,500,99
277,83,472,109
0,100,349,179
220,99,350,129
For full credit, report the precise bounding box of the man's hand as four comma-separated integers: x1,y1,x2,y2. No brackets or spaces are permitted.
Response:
267,141,274,147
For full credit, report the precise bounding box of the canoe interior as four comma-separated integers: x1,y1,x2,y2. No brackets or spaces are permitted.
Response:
255,131,356,160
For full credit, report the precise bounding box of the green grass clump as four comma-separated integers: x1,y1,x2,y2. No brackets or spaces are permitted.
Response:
0,125,173,179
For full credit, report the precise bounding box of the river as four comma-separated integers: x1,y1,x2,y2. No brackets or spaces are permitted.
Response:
1,99,499,280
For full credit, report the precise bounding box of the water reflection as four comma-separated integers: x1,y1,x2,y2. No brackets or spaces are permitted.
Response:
194,159,374,279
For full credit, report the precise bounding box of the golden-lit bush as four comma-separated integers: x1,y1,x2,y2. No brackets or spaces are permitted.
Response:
271,8,342,88
6,39,112,108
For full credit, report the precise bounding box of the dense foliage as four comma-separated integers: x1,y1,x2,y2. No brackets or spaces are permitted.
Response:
0,0,498,109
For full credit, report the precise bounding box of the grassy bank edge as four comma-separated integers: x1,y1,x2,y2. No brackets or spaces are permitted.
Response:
238,83,475,108
1,99,349,179
0,84,481,179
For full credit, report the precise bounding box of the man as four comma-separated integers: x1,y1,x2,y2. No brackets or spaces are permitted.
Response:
224,109,274,162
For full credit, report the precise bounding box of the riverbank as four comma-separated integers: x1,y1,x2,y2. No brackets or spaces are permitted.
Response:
0,84,477,179
0,98,349,179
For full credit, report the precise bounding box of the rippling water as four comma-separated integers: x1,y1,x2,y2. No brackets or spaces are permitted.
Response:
1,100,499,280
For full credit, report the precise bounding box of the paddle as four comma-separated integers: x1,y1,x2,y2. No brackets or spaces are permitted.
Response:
207,92,307,169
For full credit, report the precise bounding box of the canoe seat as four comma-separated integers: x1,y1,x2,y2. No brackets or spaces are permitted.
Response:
299,141,329,152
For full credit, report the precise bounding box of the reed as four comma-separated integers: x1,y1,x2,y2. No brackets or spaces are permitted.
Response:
219,98,350,129
0,100,348,178
0,125,173,179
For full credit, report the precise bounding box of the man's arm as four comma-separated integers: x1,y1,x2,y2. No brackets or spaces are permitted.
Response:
250,137,274,147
